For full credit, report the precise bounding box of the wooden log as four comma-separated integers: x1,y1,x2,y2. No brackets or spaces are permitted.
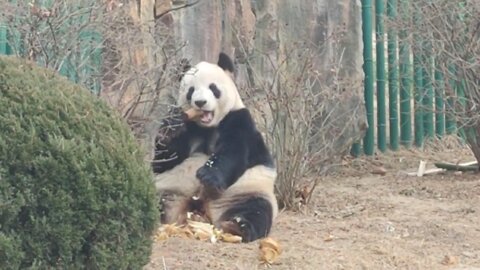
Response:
434,161,479,172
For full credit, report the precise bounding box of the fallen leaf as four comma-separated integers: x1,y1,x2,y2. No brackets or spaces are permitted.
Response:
324,234,334,242
154,220,247,244
154,223,195,242
153,231,169,241
187,220,217,242
372,166,387,176
162,224,182,235
259,237,282,266
194,230,211,241
441,255,458,265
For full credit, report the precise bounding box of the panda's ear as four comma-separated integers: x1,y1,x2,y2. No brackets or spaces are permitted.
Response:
217,52,235,73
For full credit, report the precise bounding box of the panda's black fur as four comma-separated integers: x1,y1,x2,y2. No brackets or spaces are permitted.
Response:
152,53,277,242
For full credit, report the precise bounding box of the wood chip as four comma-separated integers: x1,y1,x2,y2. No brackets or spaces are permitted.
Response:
441,255,458,265
372,166,387,176
417,160,427,177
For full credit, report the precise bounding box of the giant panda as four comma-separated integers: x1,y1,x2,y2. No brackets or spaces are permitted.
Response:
152,52,278,243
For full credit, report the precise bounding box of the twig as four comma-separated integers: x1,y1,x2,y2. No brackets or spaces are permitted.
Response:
154,0,201,19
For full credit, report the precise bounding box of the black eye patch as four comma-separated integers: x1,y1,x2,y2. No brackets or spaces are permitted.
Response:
209,83,221,98
186,86,194,101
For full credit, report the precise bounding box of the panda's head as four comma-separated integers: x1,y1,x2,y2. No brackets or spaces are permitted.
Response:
177,53,245,128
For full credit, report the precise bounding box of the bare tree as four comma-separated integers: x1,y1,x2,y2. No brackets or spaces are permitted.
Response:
390,0,480,166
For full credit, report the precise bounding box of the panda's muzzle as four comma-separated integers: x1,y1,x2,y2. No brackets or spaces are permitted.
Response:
200,111,214,124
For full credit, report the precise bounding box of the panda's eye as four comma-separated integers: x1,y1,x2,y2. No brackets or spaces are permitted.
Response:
209,83,221,98
186,86,194,101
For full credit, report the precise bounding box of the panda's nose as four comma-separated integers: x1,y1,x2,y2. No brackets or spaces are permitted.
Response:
194,100,207,108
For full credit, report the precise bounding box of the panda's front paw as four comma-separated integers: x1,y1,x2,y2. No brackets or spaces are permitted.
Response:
196,166,226,195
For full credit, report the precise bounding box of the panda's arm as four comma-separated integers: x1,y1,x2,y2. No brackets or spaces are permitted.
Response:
196,109,255,192
151,107,191,174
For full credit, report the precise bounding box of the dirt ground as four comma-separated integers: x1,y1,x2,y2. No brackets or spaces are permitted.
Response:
145,140,480,270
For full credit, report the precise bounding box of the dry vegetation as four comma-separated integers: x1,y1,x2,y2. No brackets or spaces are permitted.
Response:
0,0,187,146
389,0,480,164
238,40,364,209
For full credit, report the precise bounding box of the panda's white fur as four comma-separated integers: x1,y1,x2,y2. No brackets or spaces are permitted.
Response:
153,53,277,242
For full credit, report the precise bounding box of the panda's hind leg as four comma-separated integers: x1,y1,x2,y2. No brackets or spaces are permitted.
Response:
216,196,273,243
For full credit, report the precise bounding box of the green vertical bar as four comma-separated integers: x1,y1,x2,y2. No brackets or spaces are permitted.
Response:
456,79,466,140
422,41,434,138
81,31,103,95
399,0,411,147
413,37,424,147
434,62,445,137
445,65,456,134
350,143,361,157
0,24,7,54
362,0,375,155
413,7,424,147
387,0,399,150
376,0,387,152
6,0,21,56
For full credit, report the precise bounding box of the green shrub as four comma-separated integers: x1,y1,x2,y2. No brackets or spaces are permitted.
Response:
0,56,159,269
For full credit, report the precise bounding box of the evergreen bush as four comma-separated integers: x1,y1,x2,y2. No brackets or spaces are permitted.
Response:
0,56,158,269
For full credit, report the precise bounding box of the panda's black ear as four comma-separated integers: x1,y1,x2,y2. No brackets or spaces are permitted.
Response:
217,52,234,73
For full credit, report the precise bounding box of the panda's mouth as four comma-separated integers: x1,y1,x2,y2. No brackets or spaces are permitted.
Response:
200,111,214,124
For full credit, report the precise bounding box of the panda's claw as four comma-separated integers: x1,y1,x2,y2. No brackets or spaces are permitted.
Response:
196,165,226,192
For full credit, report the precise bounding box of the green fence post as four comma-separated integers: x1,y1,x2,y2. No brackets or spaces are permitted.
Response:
387,0,399,150
413,8,424,147
399,0,411,147
350,143,361,157
376,0,387,152
422,41,434,138
434,62,445,137
413,53,424,147
0,24,7,55
55,1,103,94
4,0,22,56
457,79,467,140
445,65,457,134
362,0,375,155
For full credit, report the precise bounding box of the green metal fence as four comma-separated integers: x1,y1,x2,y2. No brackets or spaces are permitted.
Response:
1,0,465,158
0,1,102,95
352,0,463,156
